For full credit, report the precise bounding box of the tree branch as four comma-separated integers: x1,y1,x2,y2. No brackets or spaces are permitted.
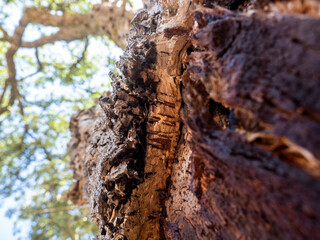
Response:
0,13,29,115
19,48,43,81
122,0,127,14
21,28,88,48
66,37,89,81
0,4,134,116
0,25,11,42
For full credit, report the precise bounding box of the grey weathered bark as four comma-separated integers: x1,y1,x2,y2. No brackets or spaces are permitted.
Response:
68,0,320,239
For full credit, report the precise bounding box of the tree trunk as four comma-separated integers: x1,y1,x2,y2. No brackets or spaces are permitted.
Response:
67,0,320,239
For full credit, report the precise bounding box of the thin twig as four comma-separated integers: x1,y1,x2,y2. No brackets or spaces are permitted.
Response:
66,37,89,81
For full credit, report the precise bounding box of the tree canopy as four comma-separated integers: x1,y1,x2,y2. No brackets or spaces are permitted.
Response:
0,0,140,239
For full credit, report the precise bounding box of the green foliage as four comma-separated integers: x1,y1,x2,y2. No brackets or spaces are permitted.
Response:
0,0,126,239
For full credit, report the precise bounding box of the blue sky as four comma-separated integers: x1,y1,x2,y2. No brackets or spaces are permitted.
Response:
0,197,31,239
0,201,15,240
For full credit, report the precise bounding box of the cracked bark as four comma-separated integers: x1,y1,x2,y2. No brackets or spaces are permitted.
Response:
68,0,320,239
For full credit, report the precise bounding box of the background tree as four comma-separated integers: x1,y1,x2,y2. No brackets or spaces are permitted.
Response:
0,0,141,239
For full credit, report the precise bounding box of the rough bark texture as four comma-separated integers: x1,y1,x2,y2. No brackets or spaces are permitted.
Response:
68,0,320,239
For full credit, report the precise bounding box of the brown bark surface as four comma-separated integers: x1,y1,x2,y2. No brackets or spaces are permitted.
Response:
68,0,320,239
